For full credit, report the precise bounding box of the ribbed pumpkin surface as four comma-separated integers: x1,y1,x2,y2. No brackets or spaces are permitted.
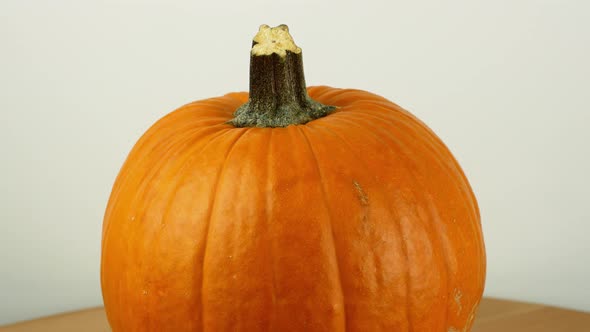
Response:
101,86,485,332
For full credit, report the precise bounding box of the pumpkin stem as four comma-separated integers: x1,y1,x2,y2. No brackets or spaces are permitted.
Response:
230,24,336,127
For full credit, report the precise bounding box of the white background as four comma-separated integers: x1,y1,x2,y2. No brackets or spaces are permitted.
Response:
1,0,589,325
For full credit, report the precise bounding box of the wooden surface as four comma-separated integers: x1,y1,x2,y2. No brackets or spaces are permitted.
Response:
1,298,588,331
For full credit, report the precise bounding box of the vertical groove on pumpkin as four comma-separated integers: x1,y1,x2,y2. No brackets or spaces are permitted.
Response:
103,120,232,330
127,127,231,327
315,121,405,330
333,109,468,330
155,126,235,330
347,102,480,264
105,93,238,230
150,137,203,328
400,223,415,332
265,128,279,331
396,104,485,292
101,98,236,330
352,100,484,289
104,111,230,243
105,126,202,241
338,105,481,328
297,126,347,332
324,118,414,331
199,128,250,332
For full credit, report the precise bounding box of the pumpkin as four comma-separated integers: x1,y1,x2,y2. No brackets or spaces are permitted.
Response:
101,24,486,332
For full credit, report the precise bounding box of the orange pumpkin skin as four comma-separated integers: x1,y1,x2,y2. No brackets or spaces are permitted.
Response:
101,86,485,332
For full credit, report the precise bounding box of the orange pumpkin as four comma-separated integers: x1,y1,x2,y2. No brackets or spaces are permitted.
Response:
101,24,485,331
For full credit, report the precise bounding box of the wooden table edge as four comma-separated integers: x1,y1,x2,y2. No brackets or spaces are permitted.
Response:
1,297,589,332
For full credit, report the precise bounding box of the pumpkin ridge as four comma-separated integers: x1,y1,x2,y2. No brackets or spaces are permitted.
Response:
101,126,235,330
164,105,232,122
314,89,388,108
103,115,229,235
305,122,382,328
156,127,235,331
352,100,481,225
200,127,251,331
310,88,352,107
264,129,279,331
297,126,347,331
376,130,455,330
408,128,457,329
351,117,452,330
145,100,234,137
335,104,484,290
334,113,481,330
344,120,416,332
101,125,229,268
307,86,341,102
123,126,227,221
157,126,237,206
222,92,249,105
335,102,481,241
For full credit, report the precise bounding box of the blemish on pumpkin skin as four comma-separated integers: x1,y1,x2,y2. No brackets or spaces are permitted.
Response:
453,288,463,313
353,180,372,233
352,180,369,206
464,301,479,331
447,301,478,332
